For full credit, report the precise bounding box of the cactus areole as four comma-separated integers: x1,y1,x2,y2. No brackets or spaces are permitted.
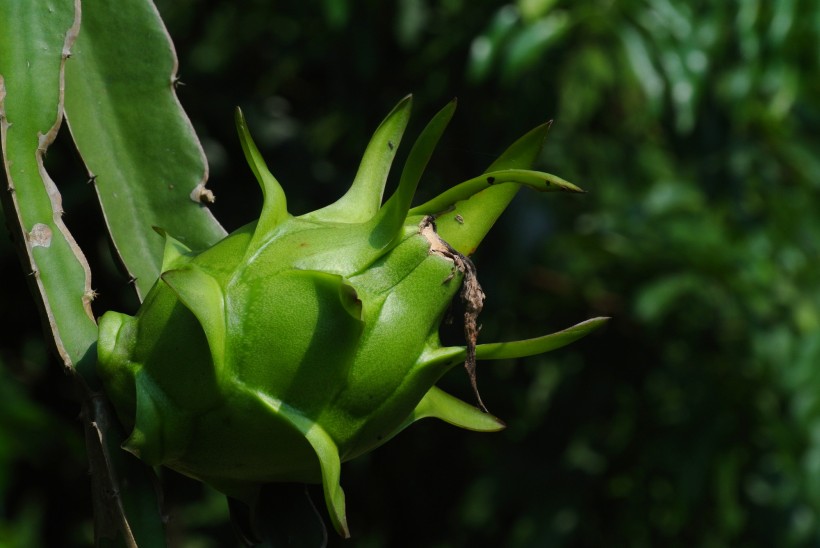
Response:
96,96,603,538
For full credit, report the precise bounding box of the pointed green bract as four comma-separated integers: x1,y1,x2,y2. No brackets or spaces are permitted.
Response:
475,317,610,360
412,386,505,431
235,107,289,250
371,99,457,247
161,268,227,373
303,426,348,538
154,227,194,271
487,122,553,172
254,390,350,537
97,97,600,539
410,168,584,216
434,122,552,255
417,318,609,370
307,95,413,224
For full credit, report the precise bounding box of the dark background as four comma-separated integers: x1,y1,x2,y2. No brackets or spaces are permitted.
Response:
2,0,819,546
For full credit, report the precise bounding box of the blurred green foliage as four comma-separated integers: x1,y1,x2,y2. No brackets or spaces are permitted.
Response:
0,236,89,546
2,0,819,545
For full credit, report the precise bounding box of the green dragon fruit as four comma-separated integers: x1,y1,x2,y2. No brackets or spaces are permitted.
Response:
96,95,605,538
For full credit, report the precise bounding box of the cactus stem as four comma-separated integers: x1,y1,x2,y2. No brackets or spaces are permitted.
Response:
419,215,487,412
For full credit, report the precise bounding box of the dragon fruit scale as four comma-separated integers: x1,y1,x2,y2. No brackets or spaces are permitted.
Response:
96,95,606,538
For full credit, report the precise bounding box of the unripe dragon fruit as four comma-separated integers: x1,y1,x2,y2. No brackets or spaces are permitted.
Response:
96,96,605,538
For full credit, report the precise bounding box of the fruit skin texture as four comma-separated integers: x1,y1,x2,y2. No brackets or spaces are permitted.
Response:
96,96,601,538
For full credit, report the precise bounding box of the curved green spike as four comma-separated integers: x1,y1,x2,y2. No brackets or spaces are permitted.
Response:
307,95,413,224
434,122,552,256
160,268,227,373
152,227,194,271
253,391,350,538
475,317,609,360
409,168,583,216
371,98,457,247
487,121,553,172
235,108,289,247
303,423,348,538
411,386,505,431
424,317,609,371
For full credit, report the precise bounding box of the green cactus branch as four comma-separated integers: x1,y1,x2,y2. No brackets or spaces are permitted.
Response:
0,0,93,374
64,0,226,300
0,0,231,545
